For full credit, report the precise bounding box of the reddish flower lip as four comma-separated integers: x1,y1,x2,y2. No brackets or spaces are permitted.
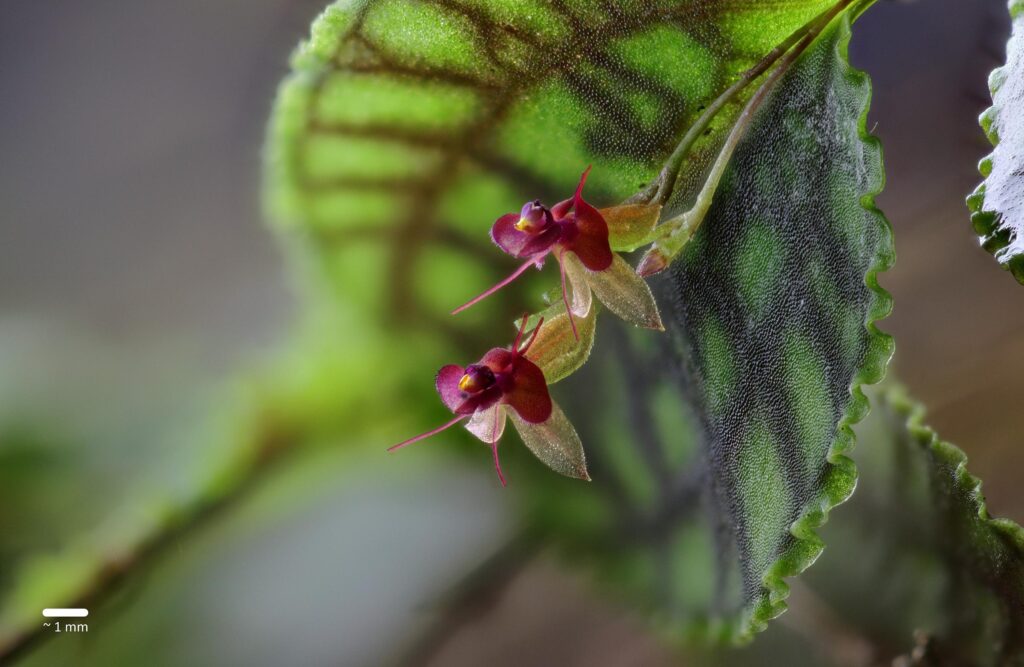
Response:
490,212,562,259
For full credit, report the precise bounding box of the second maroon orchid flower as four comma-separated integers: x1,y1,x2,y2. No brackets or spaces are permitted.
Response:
452,167,664,336
389,309,595,486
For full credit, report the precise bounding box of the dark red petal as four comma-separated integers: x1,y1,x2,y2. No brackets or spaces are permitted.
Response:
518,226,561,257
490,215,521,253
570,199,613,271
492,214,560,259
551,196,574,220
479,347,515,373
552,166,591,220
504,356,552,424
436,365,466,412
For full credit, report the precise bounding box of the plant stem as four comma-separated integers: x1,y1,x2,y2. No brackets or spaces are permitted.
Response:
0,415,303,664
630,0,858,209
398,534,539,666
636,0,856,275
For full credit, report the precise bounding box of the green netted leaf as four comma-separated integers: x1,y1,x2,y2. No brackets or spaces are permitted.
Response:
265,0,844,336
968,0,1024,283
265,0,890,646
662,6,892,637
516,7,891,644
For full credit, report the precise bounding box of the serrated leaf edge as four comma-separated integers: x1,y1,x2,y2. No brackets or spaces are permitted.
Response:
883,384,1024,556
732,2,895,644
967,0,1024,284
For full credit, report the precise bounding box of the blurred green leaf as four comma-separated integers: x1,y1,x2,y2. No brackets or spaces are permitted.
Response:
0,426,84,591
0,307,446,661
968,0,1024,284
810,385,1024,664
883,387,1024,663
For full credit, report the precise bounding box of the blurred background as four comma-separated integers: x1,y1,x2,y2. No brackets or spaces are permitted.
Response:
1,0,1021,664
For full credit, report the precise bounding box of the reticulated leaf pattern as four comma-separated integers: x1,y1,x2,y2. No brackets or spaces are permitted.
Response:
267,0,839,332
266,0,891,643
517,7,892,641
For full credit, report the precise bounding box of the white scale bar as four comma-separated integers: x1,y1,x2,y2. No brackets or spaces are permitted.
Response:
42,609,89,618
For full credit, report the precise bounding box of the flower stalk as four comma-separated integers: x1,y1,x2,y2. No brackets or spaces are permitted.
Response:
637,0,858,275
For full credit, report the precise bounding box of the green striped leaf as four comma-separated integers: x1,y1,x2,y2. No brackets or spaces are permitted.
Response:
515,7,892,643
662,7,892,636
266,0,840,331
265,0,891,645
968,0,1024,284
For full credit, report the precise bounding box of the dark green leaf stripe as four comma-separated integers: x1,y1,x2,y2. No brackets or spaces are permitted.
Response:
518,6,892,643
663,5,892,636
266,0,836,333
265,0,890,645
968,0,1024,284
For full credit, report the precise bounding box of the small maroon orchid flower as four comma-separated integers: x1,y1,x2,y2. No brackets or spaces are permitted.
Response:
389,315,589,486
451,167,664,335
